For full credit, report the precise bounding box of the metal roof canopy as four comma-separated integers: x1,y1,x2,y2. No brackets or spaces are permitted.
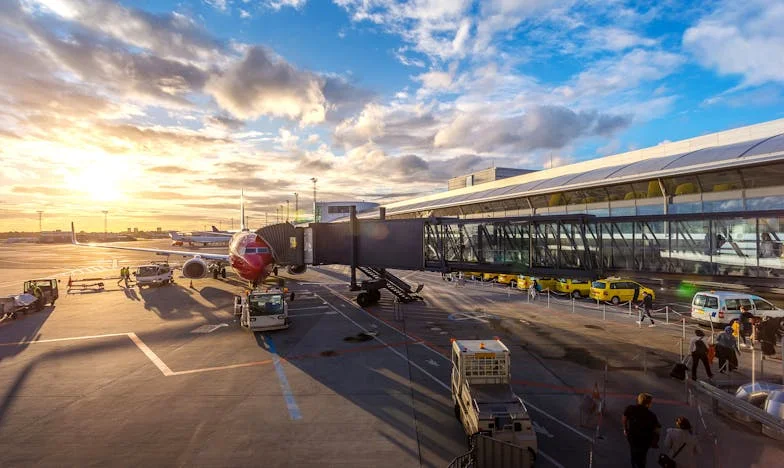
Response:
383,130,784,216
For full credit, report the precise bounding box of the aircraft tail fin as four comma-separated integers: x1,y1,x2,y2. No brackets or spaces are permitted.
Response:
240,188,247,231
211,225,220,232
70,222,79,245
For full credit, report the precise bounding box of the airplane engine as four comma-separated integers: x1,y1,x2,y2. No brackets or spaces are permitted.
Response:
182,257,209,278
286,265,307,275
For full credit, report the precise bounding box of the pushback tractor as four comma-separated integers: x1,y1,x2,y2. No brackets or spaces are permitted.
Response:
235,286,292,332
451,339,537,466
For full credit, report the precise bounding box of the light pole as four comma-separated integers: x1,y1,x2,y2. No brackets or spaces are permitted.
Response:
286,200,290,223
265,213,268,226
275,207,279,223
279,205,283,223
310,177,318,223
36,210,43,233
101,210,108,240
294,192,298,223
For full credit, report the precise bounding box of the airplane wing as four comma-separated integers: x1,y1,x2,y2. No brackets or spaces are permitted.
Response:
71,223,230,262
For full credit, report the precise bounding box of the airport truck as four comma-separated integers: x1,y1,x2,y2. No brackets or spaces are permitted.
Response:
235,286,292,332
134,263,174,288
1,279,59,319
451,339,537,465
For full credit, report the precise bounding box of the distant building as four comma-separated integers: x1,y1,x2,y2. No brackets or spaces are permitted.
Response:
133,227,139,233
316,201,380,223
39,230,70,243
127,228,132,232
156,227,162,232
448,167,536,191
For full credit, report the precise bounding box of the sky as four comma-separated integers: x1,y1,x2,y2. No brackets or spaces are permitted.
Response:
1,0,783,232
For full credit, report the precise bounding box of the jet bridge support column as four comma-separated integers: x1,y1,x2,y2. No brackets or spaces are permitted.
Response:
349,205,360,291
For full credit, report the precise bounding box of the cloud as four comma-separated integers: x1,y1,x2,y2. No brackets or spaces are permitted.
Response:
683,1,784,86
30,0,225,63
205,114,245,130
585,27,657,52
11,185,77,196
266,0,308,10
206,46,327,124
334,102,439,149
147,165,196,174
434,105,631,153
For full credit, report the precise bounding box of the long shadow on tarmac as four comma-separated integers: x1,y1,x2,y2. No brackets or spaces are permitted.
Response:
137,284,232,322
0,306,55,362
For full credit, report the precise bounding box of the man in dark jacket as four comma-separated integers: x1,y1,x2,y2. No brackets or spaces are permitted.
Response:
623,393,661,468
636,291,655,327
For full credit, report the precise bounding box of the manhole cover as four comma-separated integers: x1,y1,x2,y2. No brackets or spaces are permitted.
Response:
320,350,337,357
344,332,377,343
584,324,604,330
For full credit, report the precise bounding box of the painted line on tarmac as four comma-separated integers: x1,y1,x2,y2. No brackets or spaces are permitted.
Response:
262,334,303,421
315,292,450,392
321,285,591,454
288,305,331,311
537,450,566,468
289,311,338,317
0,332,130,346
127,332,175,376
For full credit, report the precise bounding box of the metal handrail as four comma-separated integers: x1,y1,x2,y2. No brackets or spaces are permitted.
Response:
692,380,784,432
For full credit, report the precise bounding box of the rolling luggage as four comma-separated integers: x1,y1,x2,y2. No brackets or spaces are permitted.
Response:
670,356,691,381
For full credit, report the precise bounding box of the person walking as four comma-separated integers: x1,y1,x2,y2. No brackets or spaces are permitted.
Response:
528,280,538,301
622,393,661,468
117,267,125,286
739,306,754,348
123,266,131,288
661,416,700,468
758,316,783,356
636,291,655,327
716,326,739,373
689,329,713,381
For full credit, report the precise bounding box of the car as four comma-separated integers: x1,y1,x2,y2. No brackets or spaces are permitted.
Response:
589,278,655,304
462,271,483,280
690,291,784,326
516,276,557,291
482,273,499,282
495,274,518,286
134,263,174,288
556,278,591,298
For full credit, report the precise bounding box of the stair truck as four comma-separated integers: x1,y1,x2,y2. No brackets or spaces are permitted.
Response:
234,286,292,331
451,339,537,466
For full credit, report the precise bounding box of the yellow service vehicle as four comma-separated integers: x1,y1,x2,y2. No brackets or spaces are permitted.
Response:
482,273,499,282
555,278,592,298
515,276,557,291
462,272,483,280
589,278,655,304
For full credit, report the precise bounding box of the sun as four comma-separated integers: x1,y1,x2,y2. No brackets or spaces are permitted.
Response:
64,156,131,202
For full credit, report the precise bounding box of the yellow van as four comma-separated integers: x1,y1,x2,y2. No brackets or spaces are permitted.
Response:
482,273,500,282
496,274,518,286
555,279,591,298
462,272,483,280
589,278,655,304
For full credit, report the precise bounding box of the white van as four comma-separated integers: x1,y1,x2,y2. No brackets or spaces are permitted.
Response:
691,291,784,326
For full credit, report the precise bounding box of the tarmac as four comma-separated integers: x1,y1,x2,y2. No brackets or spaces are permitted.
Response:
0,240,783,467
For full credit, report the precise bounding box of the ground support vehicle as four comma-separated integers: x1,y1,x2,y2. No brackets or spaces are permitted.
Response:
451,339,537,466
1,279,59,319
134,263,174,288
691,291,784,326
589,277,655,304
235,286,292,332
496,274,518,287
516,276,557,292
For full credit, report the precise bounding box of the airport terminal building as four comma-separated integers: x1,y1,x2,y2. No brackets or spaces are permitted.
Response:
359,120,784,284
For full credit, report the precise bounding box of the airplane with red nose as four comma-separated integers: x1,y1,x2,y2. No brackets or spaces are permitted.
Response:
70,192,279,287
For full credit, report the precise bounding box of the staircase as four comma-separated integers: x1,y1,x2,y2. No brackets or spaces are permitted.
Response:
356,266,423,303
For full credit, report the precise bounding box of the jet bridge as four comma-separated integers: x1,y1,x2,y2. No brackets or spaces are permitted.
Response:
257,208,784,306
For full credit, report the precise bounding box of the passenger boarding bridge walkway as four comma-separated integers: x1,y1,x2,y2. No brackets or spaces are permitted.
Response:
257,208,784,304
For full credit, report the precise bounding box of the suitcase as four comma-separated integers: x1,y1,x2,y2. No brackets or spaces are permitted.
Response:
670,363,688,381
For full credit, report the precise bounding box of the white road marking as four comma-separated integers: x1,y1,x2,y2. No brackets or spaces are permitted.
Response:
322,284,589,460
289,311,338,317
537,450,566,468
0,332,130,346
426,359,440,367
288,305,330,311
315,292,450,392
190,324,229,334
533,421,554,438
127,332,174,376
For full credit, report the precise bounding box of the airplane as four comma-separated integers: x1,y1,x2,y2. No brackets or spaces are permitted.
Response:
168,230,231,247
70,191,302,287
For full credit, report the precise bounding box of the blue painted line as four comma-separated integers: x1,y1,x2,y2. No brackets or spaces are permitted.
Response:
264,335,302,420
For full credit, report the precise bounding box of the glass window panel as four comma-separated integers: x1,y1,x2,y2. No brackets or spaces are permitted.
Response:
713,217,757,277
606,184,634,201
530,195,549,209
611,206,635,216
704,198,743,213
587,208,610,217
747,196,784,210
740,134,784,158
662,140,766,170
664,175,701,195
698,170,743,192
567,166,626,185
637,204,664,215
741,163,784,190
670,200,702,214
530,173,583,191
612,153,689,177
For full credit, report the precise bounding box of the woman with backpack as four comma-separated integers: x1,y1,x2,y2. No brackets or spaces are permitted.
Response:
689,329,713,381
660,417,700,468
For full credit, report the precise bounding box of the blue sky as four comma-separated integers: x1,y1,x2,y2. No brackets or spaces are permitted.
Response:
1,0,783,230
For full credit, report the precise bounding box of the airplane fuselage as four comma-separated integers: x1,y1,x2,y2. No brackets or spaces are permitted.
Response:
228,231,274,284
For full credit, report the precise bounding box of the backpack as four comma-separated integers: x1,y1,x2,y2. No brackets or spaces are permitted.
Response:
694,338,708,356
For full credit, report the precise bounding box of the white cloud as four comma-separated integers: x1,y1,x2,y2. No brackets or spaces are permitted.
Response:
586,27,656,52
683,0,784,86
205,0,229,12
240,9,251,18
267,0,308,10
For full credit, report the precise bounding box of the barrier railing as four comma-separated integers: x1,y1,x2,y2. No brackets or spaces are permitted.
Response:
690,380,784,437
